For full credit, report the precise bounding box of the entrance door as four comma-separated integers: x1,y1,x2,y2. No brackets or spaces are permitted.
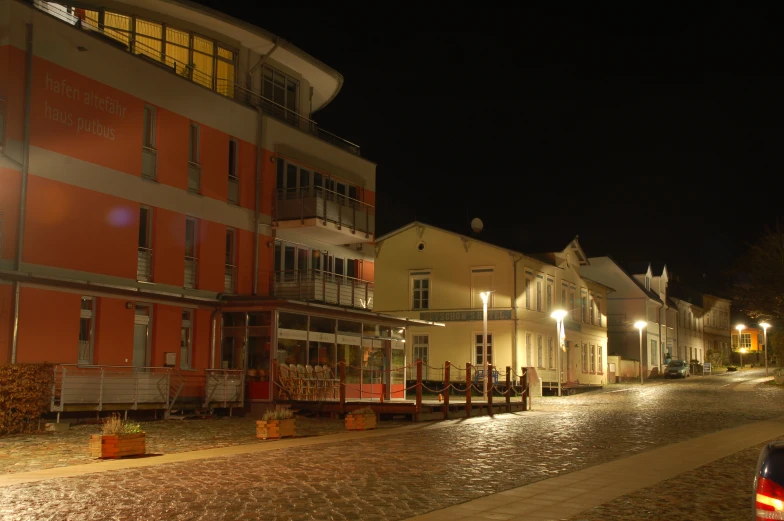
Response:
133,305,151,368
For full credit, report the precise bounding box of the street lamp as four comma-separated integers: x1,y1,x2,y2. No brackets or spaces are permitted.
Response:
480,291,493,402
634,321,646,385
760,322,771,377
736,324,745,368
551,309,568,397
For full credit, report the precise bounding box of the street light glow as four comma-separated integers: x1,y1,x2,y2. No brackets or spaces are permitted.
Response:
634,321,646,330
480,291,491,305
551,309,567,320
761,323,771,330
736,324,745,332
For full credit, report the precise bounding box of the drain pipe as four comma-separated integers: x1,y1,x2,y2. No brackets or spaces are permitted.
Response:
511,254,523,373
252,107,262,295
10,24,34,364
209,308,220,369
246,41,278,90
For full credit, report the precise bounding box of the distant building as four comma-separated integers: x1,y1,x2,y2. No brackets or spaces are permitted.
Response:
701,294,732,361
373,223,611,388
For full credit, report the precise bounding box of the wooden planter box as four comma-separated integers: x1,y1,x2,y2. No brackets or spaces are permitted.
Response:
256,418,296,439
345,413,377,431
90,433,146,459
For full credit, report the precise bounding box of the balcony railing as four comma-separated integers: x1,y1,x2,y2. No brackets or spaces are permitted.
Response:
224,264,237,293
184,256,198,289
142,146,157,180
187,162,201,193
275,187,375,239
272,269,373,310
228,175,240,205
32,0,360,156
137,247,153,282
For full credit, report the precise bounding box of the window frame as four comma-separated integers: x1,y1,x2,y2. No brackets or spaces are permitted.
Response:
471,266,494,308
582,343,588,372
525,333,532,368
78,296,96,365
474,332,493,366
537,335,544,369
590,344,596,373
142,104,156,149
597,345,603,374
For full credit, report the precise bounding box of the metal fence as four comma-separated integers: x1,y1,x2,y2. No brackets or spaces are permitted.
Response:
275,187,375,238
272,269,374,309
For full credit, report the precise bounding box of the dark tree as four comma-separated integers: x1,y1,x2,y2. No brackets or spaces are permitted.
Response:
732,223,784,320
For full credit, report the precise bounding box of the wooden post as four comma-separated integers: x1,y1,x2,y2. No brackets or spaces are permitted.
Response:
339,360,346,414
487,364,494,416
443,361,451,420
505,366,511,413
521,366,529,411
465,362,472,418
415,359,423,421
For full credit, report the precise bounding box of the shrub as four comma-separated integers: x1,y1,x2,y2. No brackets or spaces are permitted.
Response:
261,408,294,421
347,407,375,416
0,363,54,436
101,413,144,435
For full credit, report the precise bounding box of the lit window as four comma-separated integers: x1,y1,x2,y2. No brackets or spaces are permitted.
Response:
411,271,430,310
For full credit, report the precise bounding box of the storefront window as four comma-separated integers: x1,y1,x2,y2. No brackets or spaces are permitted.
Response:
277,339,306,366
338,320,362,334
247,312,271,381
309,316,335,334
278,311,307,330
362,338,386,384
221,312,246,369
338,343,361,383
391,344,405,385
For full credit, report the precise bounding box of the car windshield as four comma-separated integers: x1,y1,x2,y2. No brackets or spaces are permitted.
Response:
668,360,686,367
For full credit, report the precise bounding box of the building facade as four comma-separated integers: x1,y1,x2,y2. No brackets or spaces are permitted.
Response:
702,294,732,361
0,0,421,410
670,297,705,363
373,223,610,387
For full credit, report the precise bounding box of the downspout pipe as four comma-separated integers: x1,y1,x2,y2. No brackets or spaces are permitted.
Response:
511,254,523,373
10,23,34,364
246,41,278,90
252,107,262,295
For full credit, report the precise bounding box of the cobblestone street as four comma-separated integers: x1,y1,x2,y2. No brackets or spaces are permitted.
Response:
0,369,780,520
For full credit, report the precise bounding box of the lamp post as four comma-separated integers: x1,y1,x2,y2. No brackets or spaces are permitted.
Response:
480,291,492,402
634,321,647,385
551,310,568,397
736,324,745,369
761,322,771,377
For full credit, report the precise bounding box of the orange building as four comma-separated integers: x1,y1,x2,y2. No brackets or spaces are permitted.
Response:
0,0,426,415
731,326,764,353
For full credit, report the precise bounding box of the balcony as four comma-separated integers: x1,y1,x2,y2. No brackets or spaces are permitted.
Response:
187,162,201,193
32,0,360,156
142,146,157,180
275,188,375,245
224,264,237,293
272,270,373,310
137,247,153,282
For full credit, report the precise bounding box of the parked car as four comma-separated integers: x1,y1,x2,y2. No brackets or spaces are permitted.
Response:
754,442,784,519
665,360,690,378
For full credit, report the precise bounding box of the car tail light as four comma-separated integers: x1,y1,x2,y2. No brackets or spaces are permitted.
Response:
757,477,784,520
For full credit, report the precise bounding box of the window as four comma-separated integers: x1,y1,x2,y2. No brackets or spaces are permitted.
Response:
474,333,493,366
548,337,554,369
78,297,95,365
184,218,198,289
741,333,752,350
525,271,533,310
142,105,157,180
597,345,603,374
582,343,588,372
104,11,131,48
546,278,554,313
561,283,567,309
472,268,494,308
595,297,602,327
137,207,152,281
262,66,299,124
711,310,716,327
228,139,239,204
581,289,588,323
134,18,162,61
216,46,236,97
411,271,430,310
187,123,201,193
650,339,657,366
180,310,193,370
526,333,532,367
192,35,215,90
413,334,429,379
590,344,596,372
536,275,543,312
224,228,236,293
537,335,544,368
569,287,576,321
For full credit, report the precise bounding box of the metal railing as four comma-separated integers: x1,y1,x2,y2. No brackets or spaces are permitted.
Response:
228,175,240,205
142,146,157,180
224,264,237,293
204,369,244,408
187,162,201,193
32,0,360,155
272,269,374,309
51,364,176,412
184,256,198,289
275,187,375,238
137,247,153,282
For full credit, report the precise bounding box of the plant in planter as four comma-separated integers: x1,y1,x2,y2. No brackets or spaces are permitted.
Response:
256,408,296,439
345,406,377,431
90,414,146,459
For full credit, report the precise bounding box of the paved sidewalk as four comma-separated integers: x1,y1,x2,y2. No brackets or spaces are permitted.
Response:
405,415,784,521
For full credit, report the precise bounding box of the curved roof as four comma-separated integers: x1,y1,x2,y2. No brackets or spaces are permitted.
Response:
115,0,343,111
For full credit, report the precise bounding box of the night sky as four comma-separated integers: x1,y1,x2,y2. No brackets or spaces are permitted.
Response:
196,4,781,290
